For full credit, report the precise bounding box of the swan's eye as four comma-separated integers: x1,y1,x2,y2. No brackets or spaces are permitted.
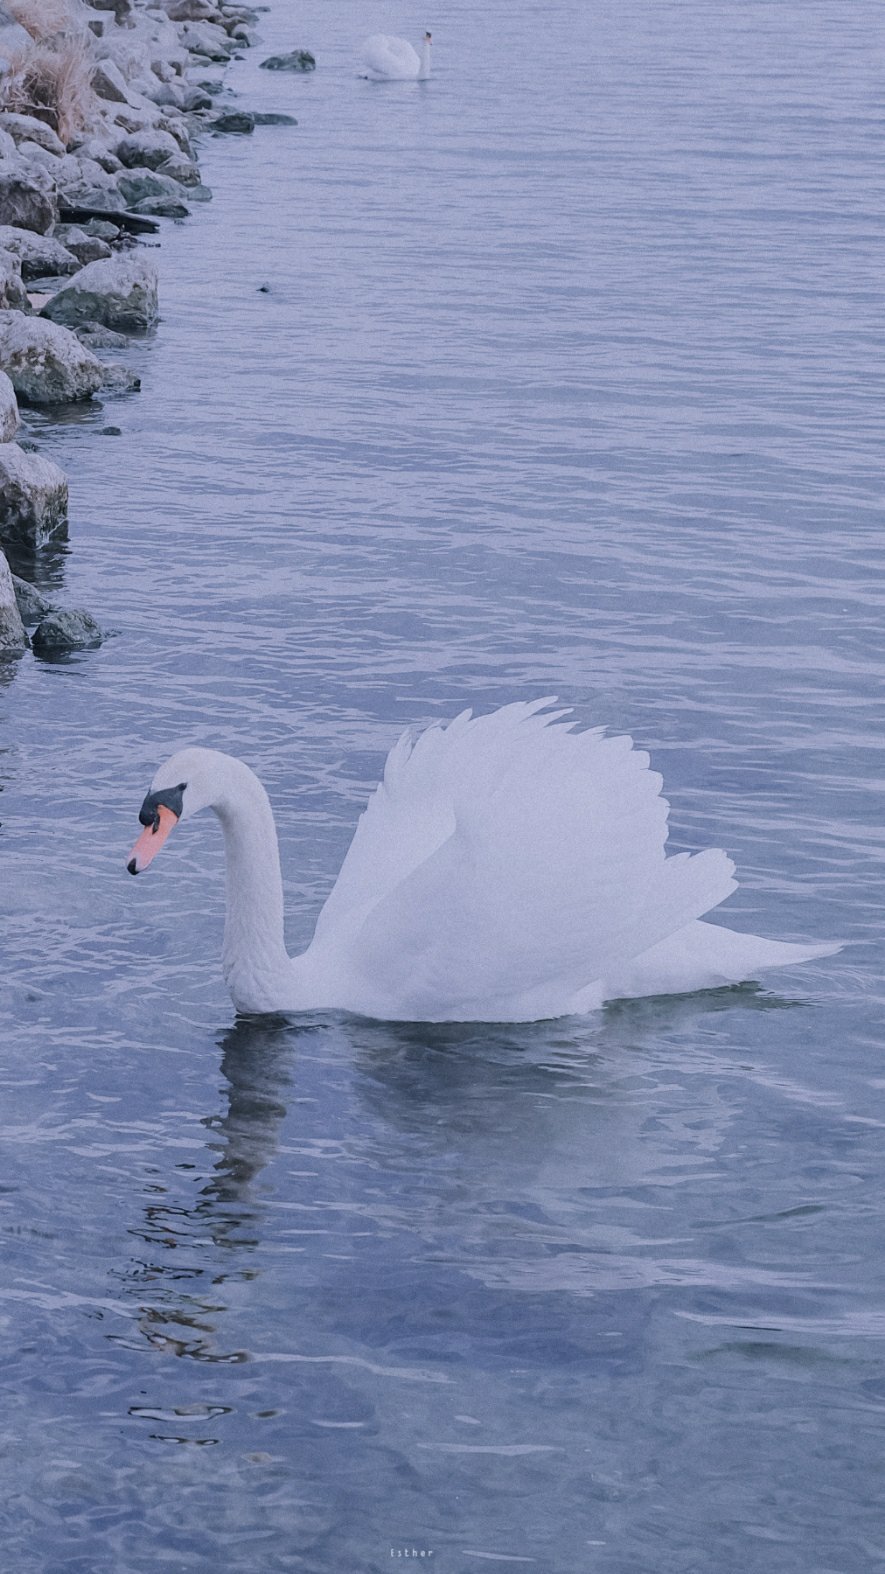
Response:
138,782,186,828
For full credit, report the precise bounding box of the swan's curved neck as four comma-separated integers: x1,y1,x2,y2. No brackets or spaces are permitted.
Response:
212,762,291,1011
418,38,431,78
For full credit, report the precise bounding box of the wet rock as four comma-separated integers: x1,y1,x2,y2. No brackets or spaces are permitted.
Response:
40,252,159,332
100,424,122,435
81,218,121,241
0,114,66,157
0,160,59,235
0,311,106,404
252,112,298,126
74,320,130,349
0,247,29,311
0,225,79,279
32,609,104,655
0,367,19,441
211,110,254,134
0,549,27,652
0,443,68,547
100,363,141,393
260,50,316,71
10,572,52,623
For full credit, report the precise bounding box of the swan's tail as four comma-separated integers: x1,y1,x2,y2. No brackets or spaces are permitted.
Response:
598,920,842,1004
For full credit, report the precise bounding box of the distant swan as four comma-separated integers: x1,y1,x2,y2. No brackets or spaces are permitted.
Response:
361,31,431,81
127,700,839,1022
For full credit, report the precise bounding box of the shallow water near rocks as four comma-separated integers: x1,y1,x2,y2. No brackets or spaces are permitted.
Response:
1,0,884,1569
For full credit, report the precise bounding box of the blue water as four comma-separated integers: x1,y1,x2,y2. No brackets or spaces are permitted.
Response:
1,0,883,1567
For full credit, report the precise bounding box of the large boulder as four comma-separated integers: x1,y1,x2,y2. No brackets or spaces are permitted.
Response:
114,127,183,170
11,572,52,623
0,443,68,548
92,58,142,107
0,367,19,440
41,252,159,331
0,115,66,158
0,226,79,279
0,159,58,234
0,247,28,311
32,609,104,654
0,311,106,403
0,548,27,652
178,19,234,58
115,166,184,208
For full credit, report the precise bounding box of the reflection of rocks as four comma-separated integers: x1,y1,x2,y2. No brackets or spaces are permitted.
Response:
0,311,105,404
0,549,28,652
32,608,105,654
40,252,159,332
0,443,68,548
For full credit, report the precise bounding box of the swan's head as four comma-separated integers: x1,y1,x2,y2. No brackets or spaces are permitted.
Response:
127,746,229,875
423,30,432,41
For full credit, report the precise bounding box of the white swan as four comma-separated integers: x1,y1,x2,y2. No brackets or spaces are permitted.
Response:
360,31,431,81
127,700,839,1022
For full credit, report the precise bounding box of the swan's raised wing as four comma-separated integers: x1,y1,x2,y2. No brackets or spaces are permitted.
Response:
361,33,421,78
311,702,737,1021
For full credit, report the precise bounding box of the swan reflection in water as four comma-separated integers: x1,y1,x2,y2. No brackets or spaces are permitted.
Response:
113,984,800,1365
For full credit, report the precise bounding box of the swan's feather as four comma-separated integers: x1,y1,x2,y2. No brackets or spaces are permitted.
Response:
310,701,747,1020
361,33,422,79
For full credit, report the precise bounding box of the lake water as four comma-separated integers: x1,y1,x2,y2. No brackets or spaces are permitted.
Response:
1,0,883,1567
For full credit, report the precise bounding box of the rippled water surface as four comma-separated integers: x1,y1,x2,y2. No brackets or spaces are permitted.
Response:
1,0,883,1568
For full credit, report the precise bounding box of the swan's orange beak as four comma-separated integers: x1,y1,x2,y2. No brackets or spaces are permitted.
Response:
127,804,179,875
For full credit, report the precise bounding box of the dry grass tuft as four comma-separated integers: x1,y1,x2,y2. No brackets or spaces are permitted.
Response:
0,2,97,144
5,0,88,43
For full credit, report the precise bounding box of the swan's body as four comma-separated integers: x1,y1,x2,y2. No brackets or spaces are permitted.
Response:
128,701,839,1022
361,31,431,80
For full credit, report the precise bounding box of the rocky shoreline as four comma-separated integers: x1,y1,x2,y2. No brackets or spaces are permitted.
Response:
0,0,308,655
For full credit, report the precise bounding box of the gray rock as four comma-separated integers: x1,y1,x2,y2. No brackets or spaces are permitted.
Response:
0,114,66,157
115,166,183,207
75,320,130,348
165,0,219,19
92,58,142,106
0,443,68,548
100,362,140,393
32,609,104,654
0,549,27,652
0,247,28,311
10,572,52,623
0,226,79,279
252,112,298,126
0,160,59,235
0,310,106,403
52,224,113,265
259,50,316,71
130,194,190,218
0,5,31,54
211,110,254,134
155,153,201,187
0,367,19,440
114,127,183,170
40,252,159,331
81,218,121,240
178,20,234,59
